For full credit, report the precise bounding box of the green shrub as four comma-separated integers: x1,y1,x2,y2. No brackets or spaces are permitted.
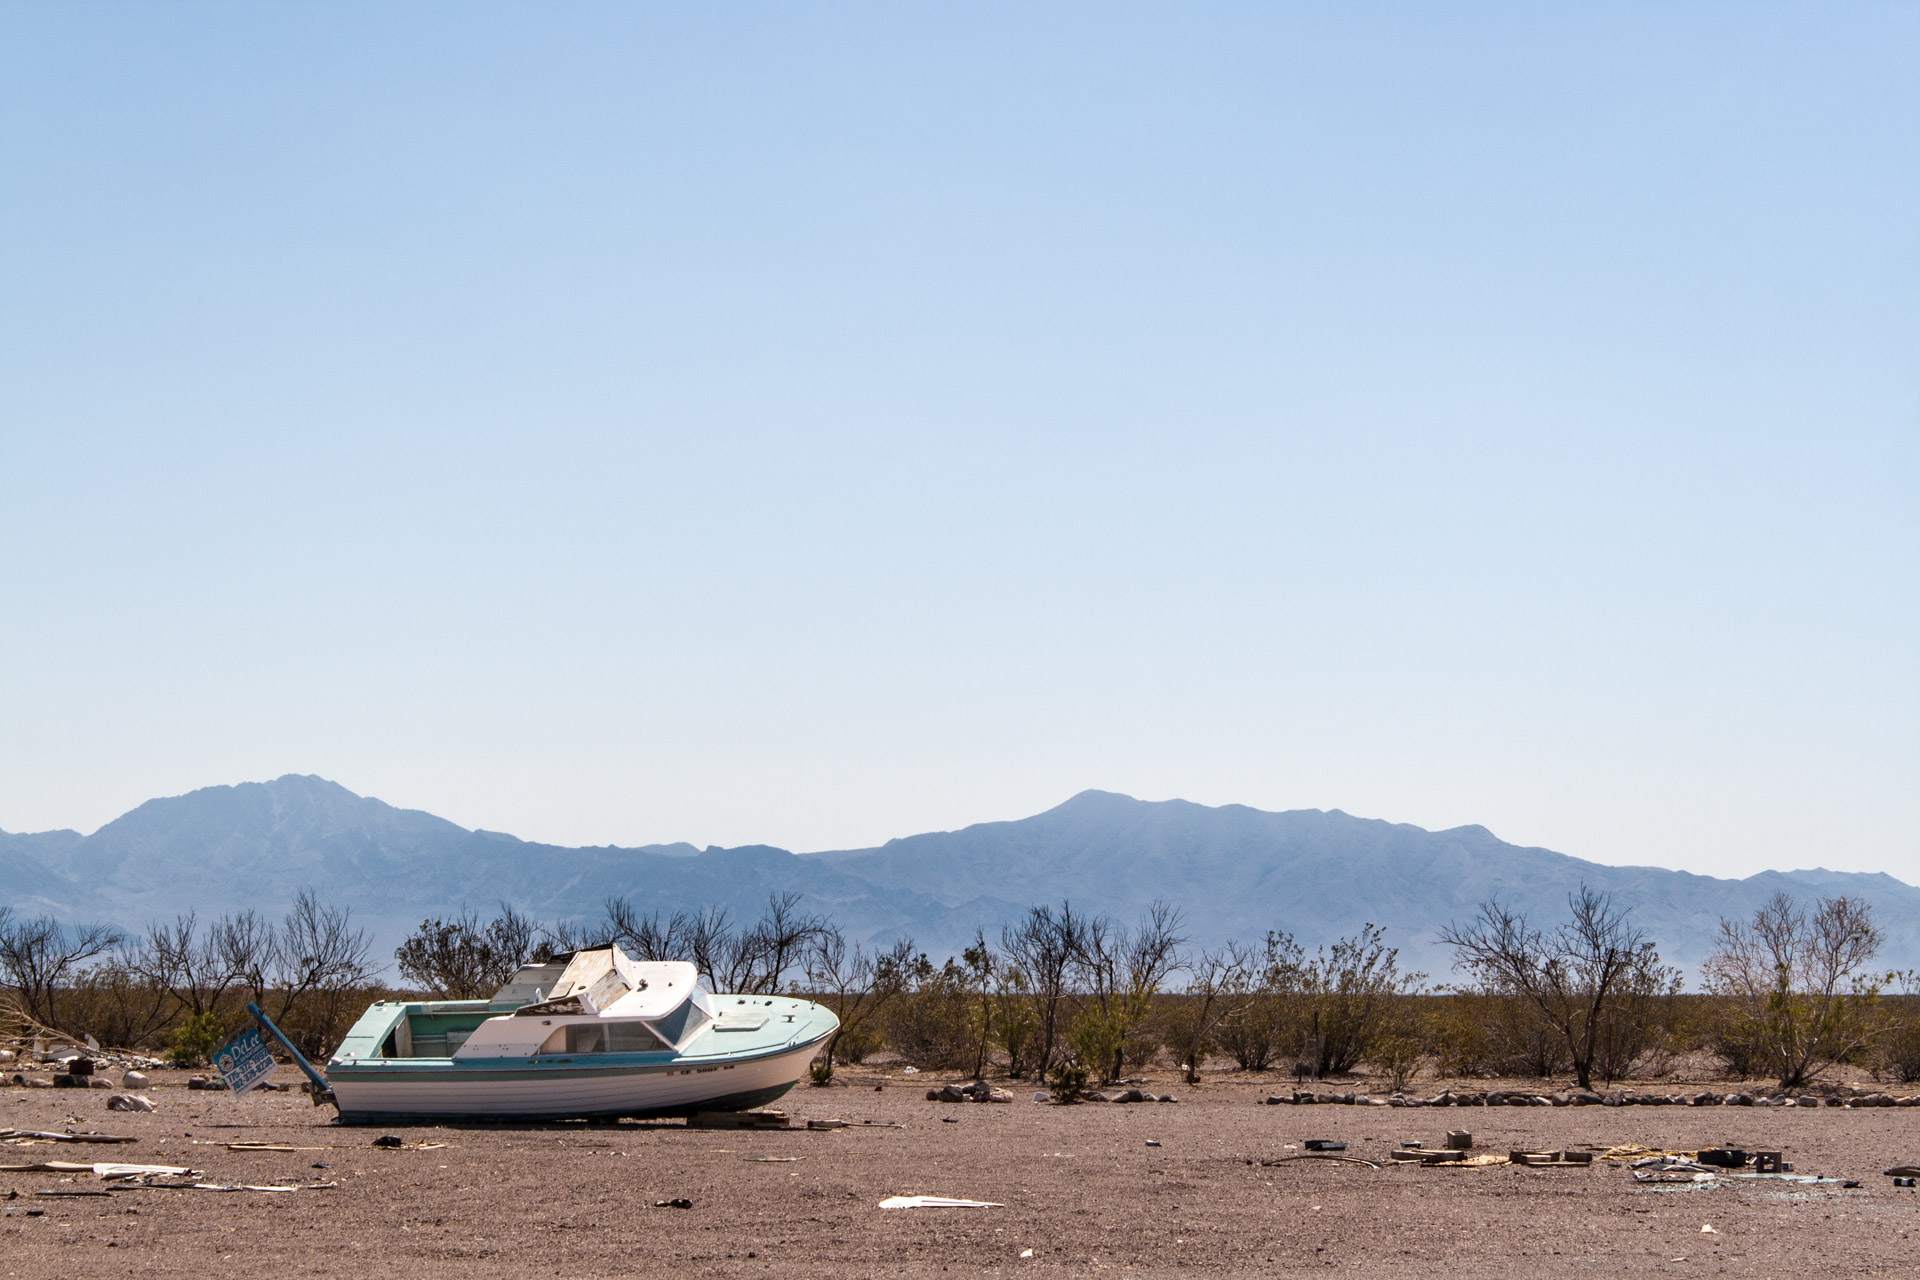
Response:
1047,1057,1089,1103
168,1011,233,1066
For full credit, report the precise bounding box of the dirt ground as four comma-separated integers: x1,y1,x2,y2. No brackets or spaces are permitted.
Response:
6,1066,1920,1278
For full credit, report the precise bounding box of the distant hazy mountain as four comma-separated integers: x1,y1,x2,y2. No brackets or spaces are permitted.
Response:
3,775,1916,979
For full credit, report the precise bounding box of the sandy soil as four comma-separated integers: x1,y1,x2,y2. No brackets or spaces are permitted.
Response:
6,1066,1920,1278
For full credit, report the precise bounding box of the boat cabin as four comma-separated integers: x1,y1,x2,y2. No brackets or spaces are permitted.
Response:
367,944,720,1061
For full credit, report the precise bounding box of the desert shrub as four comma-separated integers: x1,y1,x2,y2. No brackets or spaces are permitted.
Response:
1063,1004,1131,1083
395,906,541,999
803,930,915,1079
169,1011,235,1065
1063,903,1186,1084
1162,945,1257,1082
1257,925,1424,1078
0,910,122,1033
59,950,175,1049
1427,992,1495,1077
1361,996,1427,1090
1048,1056,1089,1103
1702,893,1888,1089
884,955,979,1070
830,1020,885,1065
1876,994,1920,1084
991,973,1039,1078
1441,887,1680,1090
1218,997,1283,1071
1122,1013,1167,1074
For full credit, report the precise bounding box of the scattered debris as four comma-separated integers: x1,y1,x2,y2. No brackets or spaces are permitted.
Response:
879,1195,1003,1209
1631,1156,1720,1184
0,1129,137,1145
106,1094,154,1113
928,1081,1014,1104
1082,1088,1175,1104
806,1119,848,1130
371,1135,406,1148
689,1110,789,1130
185,1075,229,1092
1445,1131,1473,1151
121,1071,150,1091
1259,1154,1382,1170
1303,1140,1346,1152
1145,1139,1161,1147
1598,1145,1665,1162
654,1197,694,1209
743,1156,803,1162
93,1163,194,1178
1509,1151,1594,1167
176,1181,335,1193
1,1160,96,1173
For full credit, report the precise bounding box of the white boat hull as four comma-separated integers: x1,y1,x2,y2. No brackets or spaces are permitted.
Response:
329,1034,826,1123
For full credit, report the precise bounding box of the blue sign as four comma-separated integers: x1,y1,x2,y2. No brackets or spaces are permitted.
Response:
213,1025,278,1097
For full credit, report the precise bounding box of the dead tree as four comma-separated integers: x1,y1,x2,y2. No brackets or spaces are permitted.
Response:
1439,886,1673,1092
0,908,122,1032
803,927,915,1077
1002,901,1087,1081
1703,892,1886,1089
1167,940,1256,1084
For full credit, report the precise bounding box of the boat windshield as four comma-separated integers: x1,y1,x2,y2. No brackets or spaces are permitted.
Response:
646,997,712,1050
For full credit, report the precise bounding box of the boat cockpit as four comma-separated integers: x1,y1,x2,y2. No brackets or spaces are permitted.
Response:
371,944,720,1061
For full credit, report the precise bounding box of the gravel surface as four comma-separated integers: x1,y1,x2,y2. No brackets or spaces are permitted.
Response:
6,1067,1920,1277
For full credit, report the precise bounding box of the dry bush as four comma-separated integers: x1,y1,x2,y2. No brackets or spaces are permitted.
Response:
1363,997,1428,1090
1440,886,1679,1090
1871,990,1920,1084
1217,997,1284,1071
883,955,980,1070
1703,893,1888,1089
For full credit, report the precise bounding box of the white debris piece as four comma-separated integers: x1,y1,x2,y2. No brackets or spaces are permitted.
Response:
94,1163,192,1178
879,1196,1004,1209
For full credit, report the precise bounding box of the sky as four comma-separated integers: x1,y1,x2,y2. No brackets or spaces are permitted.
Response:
1,3,1914,881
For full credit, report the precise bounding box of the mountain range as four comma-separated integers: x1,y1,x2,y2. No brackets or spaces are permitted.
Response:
3,774,1916,980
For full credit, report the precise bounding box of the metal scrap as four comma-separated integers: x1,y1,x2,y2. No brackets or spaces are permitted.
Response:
1258,1154,1381,1169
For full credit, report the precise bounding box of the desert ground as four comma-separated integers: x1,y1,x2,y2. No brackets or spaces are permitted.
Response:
6,1066,1920,1278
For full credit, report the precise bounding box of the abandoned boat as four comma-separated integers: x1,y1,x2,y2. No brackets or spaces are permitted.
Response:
324,943,838,1123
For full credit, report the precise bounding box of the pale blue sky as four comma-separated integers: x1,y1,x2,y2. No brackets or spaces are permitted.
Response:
2,3,1914,879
